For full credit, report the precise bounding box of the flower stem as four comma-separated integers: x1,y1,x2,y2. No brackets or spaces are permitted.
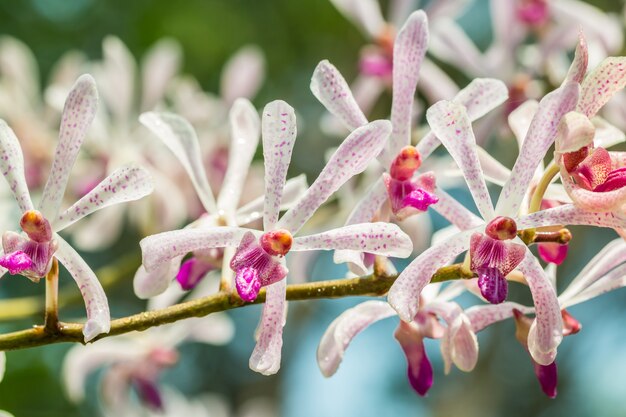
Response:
44,259,59,332
528,161,560,214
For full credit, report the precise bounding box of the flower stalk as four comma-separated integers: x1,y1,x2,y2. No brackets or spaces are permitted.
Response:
44,259,59,332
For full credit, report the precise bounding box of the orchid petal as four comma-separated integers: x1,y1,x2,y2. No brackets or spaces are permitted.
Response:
497,82,580,217
388,228,476,322
140,38,182,111
217,99,261,213
430,18,486,78
329,0,385,39
249,279,287,375
261,100,297,231
449,315,478,372
418,58,459,103
465,302,531,332
508,100,539,148
235,174,307,226
278,120,391,234
383,11,428,166
53,165,153,232
98,37,135,122
39,74,98,220
560,163,626,212
565,263,626,308
517,203,626,229
577,57,626,118
0,120,33,212
426,100,495,220
477,147,511,187
431,187,483,230
133,257,182,299
220,45,265,104
517,250,563,365
564,31,588,84
318,300,396,377
55,236,110,342
140,227,250,272
293,222,412,258
310,60,368,130
139,111,216,213
394,321,433,396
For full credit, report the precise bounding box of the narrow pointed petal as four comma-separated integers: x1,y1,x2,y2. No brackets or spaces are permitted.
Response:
140,112,216,213
388,228,476,322
577,57,626,118
465,302,531,332
383,11,428,166
508,100,539,148
140,38,182,111
261,100,297,231
53,165,153,232
278,120,391,234
39,74,98,219
133,258,182,299
140,227,250,272
310,60,368,130
564,31,588,84
430,18,486,78
98,37,135,121
449,316,478,372
426,100,495,220
0,121,33,211
217,99,261,213
329,0,385,39
534,360,558,398
293,222,412,257
394,321,433,396
318,300,396,377
565,263,626,307
235,174,307,225
517,250,563,365
249,279,287,375
220,45,265,104
55,236,110,342
478,146,511,186
497,82,580,217
517,203,626,230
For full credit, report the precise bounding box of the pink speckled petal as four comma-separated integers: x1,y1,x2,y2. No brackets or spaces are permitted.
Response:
39,74,98,219
496,82,579,217
577,57,626,118
329,0,385,38
508,100,539,148
249,278,287,375
426,100,495,220
310,60,368,130
465,302,532,333
383,11,428,166
261,100,297,231
430,187,483,231
133,256,183,299
235,174,307,226
565,263,626,308
217,99,261,213
517,250,563,366
388,228,477,322
278,120,391,234
318,300,396,377
140,227,250,272
564,31,588,84
53,165,153,232
140,112,216,213
517,203,626,229
0,121,33,212
292,222,412,258
55,236,110,342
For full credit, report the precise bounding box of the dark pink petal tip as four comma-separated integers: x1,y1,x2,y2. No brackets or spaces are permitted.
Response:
175,257,215,291
235,266,261,302
0,251,34,275
408,346,434,396
132,377,164,411
394,322,433,396
476,267,508,304
533,360,558,398
403,188,439,212
538,243,568,265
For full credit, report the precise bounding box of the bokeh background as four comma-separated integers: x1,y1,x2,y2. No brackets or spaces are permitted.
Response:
0,0,626,416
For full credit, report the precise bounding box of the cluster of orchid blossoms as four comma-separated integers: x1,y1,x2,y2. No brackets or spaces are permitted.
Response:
2,1,626,415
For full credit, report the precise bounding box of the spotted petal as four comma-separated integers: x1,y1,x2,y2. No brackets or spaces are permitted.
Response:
427,100,494,220
517,203,626,230
517,250,563,365
39,74,98,220
249,279,287,375
261,100,297,231
564,31,588,84
577,57,626,118
55,236,110,342
278,120,391,234
318,300,396,377
140,227,250,272
310,60,368,130
53,165,153,232
293,222,412,258
133,256,183,299
140,111,216,213
217,99,261,214
0,120,33,212
465,302,532,333
496,82,579,217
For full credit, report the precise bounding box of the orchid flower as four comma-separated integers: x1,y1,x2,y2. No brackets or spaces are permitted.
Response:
311,11,508,274
388,79,626,366
0,74,154,341
317,281,478,396
140,100,413,374
133,98,307,299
